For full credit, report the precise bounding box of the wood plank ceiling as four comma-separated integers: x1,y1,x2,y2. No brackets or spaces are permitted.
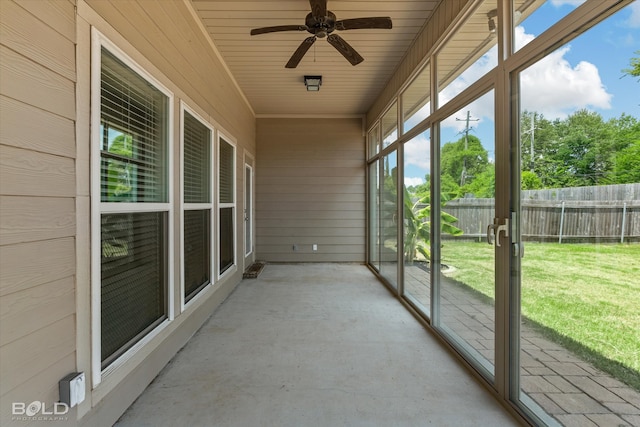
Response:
190,0,442,116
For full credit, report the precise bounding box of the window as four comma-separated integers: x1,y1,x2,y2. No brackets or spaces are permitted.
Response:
367,1,638,425
436,0,498,108
219,136,236,275
92,33,173,377
182,107,213,304
381,101,398,149
368,123,380,158
402,63,431,134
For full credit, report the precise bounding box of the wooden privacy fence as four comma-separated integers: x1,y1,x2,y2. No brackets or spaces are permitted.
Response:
443,198,640,243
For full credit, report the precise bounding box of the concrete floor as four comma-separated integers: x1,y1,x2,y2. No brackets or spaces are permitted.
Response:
115,263,520,427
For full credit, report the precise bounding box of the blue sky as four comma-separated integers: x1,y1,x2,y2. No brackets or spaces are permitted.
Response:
403,0,640,187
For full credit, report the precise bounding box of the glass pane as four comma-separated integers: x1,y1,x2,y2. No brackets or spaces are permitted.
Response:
516,4,640,423
368,161,381,270
184,209,210,302
101,212,167,366
183,111,211,204
100,48,168,203
436,0,498,108
368,123,380,158
245,166,252,256
382,102,398,149
219,138,235,204
513,0,580,54
403,129,432,316
381,150,398,289
220,207,234,274
437,90,496,378
402,63,431,134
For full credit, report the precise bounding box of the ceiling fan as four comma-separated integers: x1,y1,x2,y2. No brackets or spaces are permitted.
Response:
250,0,392,68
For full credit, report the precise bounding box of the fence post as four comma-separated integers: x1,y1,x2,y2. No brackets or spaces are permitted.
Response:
559,201,565,244
621,202,627,244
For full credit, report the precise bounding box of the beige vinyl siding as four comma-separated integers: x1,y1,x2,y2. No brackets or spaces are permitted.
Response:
85,0,254,147
256,118,365,262
71,0,255,425
366,0,469,127
0,1,77,426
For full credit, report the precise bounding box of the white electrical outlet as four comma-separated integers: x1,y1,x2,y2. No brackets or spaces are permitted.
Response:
312,244,318,251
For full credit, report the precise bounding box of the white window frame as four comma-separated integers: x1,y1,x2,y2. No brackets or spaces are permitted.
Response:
90,28,174,388
217,132,237,279
180,101,215,312
243,161,254,258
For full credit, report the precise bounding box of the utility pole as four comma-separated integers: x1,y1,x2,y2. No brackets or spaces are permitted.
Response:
529,113,535,172
456,111,479,186
522,112,538,172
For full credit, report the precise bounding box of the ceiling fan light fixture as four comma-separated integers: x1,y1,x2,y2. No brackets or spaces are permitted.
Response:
304,75,322,91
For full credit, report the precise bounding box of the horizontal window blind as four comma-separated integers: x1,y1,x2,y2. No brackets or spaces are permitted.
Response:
184,210,211,301
101,212,167,367
183,112,211,203
100,48,168,203
220,207,234,274
219,138,234,204
98,46,170,370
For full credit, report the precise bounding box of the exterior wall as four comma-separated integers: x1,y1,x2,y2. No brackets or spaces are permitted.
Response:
0,1,78,425
256,118,365,262
0,0,256,425
366,0,470,127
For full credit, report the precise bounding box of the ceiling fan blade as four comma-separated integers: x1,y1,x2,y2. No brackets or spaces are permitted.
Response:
285,36,316,68
327,34,364,66
250,25,308,36
309,0,327,19
335,17,393,31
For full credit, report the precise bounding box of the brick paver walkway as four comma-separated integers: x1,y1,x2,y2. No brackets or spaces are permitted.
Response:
403,264,640,427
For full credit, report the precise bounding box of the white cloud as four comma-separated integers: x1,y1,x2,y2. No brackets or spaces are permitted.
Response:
439,47,498,108
520,44,612,119
439,25,612,123
514,25,536,51
441,91,494,135
404,177,425,187
404,133,431,171
550,0,585,7
625,1,640,28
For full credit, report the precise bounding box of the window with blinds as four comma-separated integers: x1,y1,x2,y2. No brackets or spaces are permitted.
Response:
184,210,211,300
183,109,212,302
98,46,170,368
183,111,211,204
219,138,235,274
100,48,168,203
219,138,234,204
101,212,167,367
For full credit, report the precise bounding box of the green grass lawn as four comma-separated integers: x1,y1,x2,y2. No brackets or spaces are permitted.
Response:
441,240,640,390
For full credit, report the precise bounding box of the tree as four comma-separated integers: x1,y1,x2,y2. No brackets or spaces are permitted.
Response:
440,134,489,187
463,166,495,198
613,140,640,183
403,186,463,263
521,170,543,190
550,109,615,186
622,50,640,81
106,133,134,200
519,111,559,186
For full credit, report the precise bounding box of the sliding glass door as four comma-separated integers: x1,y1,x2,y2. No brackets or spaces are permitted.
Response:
511,2,640,424
434,90,497,380
366,1,638,423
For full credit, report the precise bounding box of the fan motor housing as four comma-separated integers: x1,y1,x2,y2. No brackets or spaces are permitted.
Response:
305,11,336,38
